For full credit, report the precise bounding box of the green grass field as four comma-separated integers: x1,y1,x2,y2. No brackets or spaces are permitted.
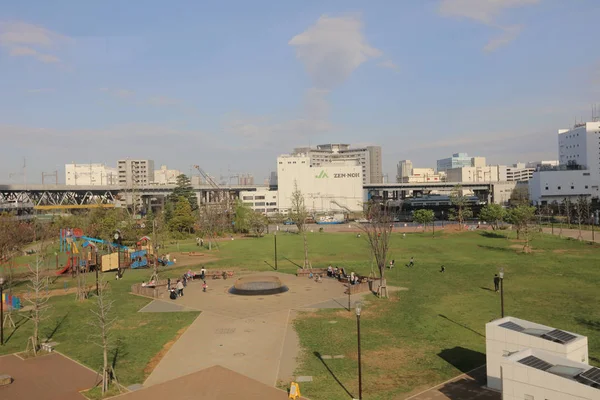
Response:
1,230,598,399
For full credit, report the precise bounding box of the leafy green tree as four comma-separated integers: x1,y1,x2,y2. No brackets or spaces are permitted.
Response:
449,185,473,229
233,199,251,233
507,205,536,251
509,186,530,206
248,211,267,237
169,174,198,212
168,196,195,233
413,209,434,231
479,203,506,230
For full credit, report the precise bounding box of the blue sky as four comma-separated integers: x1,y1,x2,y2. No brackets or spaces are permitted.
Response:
1,0,599,183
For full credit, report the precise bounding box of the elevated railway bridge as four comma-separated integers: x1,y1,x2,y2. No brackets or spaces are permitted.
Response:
0,184,265,212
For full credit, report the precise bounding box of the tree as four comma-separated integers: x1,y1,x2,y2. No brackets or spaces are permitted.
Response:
507,205,536,251
358,203,393,298
562,198,573,229
169,174,198,212
248,211,267,237
479,203,506,230
24,257,51,355
233,199,251,234
574,196,590,241
290,181,310,269
168,196,195,233
89,278,118,394
449,185,473,229
509,186,530,206
413,209,434,231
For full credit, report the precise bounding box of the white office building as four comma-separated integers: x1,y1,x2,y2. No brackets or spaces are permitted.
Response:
559,121,600,181
292,143,382,184
239,188,278,215
117,159,155,187
153,165,181,185
446,165,500,183
277,154,363,214
65,163,118,186
485,317,589,391
529,168,600,204
397,160,445,183
501,348,600,400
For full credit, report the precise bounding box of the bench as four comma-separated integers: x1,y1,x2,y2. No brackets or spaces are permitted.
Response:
193,270,234,279
345,278,372,295
296,268,328,277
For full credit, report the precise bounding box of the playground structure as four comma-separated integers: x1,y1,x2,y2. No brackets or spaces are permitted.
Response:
58,229,173,275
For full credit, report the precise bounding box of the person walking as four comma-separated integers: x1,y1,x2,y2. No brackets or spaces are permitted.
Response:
167,277,171,290
407,257,414,268
176,279,184,297
440,265,445,273
493,274,500,292
202,280,208,292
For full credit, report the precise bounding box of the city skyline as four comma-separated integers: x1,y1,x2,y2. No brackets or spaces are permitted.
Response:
1,0,600,183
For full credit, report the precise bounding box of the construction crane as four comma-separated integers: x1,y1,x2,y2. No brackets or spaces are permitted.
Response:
193,165,220,189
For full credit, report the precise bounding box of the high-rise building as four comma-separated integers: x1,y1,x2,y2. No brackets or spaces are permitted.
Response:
437,153,485,172
292,143,383,184
396,160,413,182
558,121,600,181
65,163,118,185
117,159,155,187
153,165,181,185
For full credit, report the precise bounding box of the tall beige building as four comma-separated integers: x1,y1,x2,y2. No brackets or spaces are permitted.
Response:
292,143,383,184
65,163,118,185
117,159,155,187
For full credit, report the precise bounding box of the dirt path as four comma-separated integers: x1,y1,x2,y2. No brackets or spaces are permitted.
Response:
542,227,600,243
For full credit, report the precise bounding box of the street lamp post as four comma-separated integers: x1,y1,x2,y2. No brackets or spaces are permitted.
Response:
499,269,505,318
551,210,554,235
0,276,4,345
432,216,435,238
355,301,363,400
441,211,444,228
274,230,278,270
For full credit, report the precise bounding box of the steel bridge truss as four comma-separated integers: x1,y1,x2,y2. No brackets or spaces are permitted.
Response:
0,189,118,207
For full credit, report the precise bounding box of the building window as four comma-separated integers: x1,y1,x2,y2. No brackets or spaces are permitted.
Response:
242,196,253,200
585,185,589,189
255,202,265,206
255,196,265,200
571,186,574,189
545,187,548,190
558,186,561,190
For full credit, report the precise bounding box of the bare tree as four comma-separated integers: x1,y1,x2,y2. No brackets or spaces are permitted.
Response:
563,198,572,229
89,278,119,395
358,203,393,298
24,257,51,355
290,181,310,269
574,196,590,241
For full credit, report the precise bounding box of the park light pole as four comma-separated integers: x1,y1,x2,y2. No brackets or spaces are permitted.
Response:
441,211,444,228
551,210,554,235
0,276,4,345
274,230,278,270
499,268,505,318
355,301,363,400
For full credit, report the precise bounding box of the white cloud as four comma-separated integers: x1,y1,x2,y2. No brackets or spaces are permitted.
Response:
289,15,382,89
378,60,400,71
0,21,70,63
438,0,541,51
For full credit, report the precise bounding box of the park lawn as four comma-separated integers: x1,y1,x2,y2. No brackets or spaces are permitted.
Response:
1,229,598,399
0,266,200,388
288,231,600,400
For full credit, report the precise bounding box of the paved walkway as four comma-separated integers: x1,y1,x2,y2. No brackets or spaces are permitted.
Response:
542,227,600,243
113,365,308,400
406,367,500,400
0,353,96,400
143,271,371,388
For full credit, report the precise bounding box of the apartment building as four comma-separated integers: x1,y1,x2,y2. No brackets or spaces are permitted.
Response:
117,159,155,187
